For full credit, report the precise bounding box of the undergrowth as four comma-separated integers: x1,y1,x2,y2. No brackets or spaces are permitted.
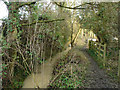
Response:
48,47,89,88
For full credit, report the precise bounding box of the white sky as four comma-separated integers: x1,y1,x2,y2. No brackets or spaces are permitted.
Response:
0,0,8,26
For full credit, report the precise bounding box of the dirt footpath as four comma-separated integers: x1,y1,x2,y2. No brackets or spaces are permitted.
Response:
81,48,118,88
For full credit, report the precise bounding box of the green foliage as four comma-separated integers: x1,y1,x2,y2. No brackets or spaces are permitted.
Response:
0,64,8,78
50,72,84,88
0,1,83,88
13,81,23,88
80,2,118,44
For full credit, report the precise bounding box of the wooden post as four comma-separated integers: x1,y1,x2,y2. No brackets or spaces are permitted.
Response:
91,41,93,50
118,50,120,77
103,44,106,67
81,29,83,38
93,41,95,52
98,44,101,59
89,40,91,50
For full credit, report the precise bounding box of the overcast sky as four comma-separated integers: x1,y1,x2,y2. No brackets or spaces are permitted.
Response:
0,0,8,26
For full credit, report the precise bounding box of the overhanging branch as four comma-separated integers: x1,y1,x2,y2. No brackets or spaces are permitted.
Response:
54,2,92,9
16,2,36,9
22,18,65,26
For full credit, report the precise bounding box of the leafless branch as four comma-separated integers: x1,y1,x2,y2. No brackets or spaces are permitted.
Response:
53,2,92,9
22,19,65,26
16,2,36,10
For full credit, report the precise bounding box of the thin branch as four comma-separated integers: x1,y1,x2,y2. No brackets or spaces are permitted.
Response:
54,2,92,9
49,54,75,85
22,19,65,26
16,41,26,62
16,2,36,10
74,2,92,8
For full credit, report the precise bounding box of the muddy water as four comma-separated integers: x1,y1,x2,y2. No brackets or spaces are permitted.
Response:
22,47,71,88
